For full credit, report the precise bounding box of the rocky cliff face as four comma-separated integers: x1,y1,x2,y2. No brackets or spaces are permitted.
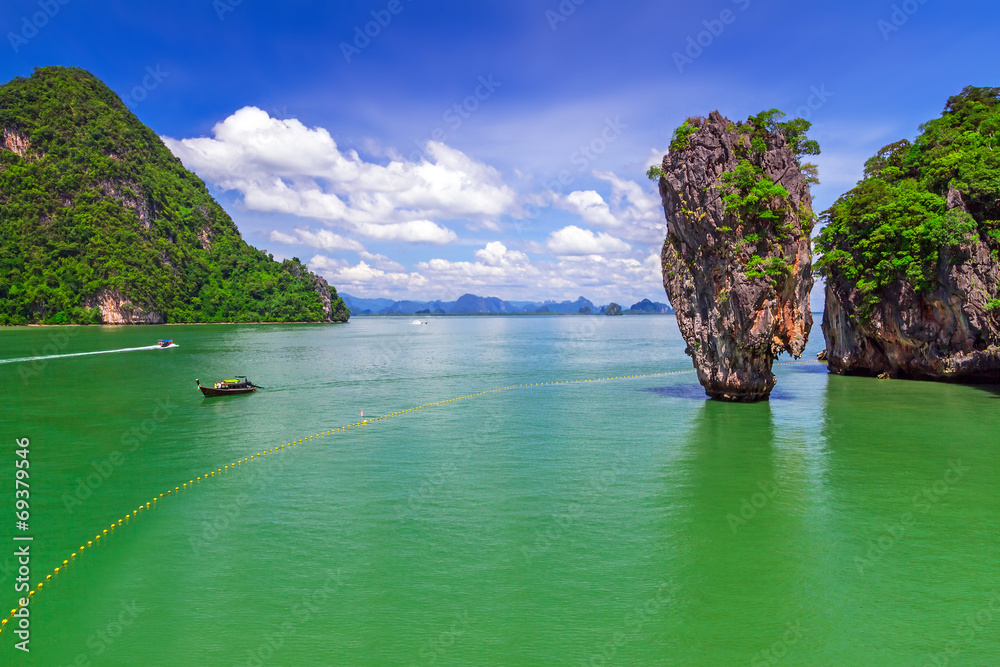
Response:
823,185,1000,379
817,87,1000,381
84,289,164,324
286,261,350,323
658,111,814,401
1,128,34,159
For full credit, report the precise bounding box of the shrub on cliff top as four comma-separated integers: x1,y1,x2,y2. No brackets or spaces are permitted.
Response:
669,120,699,153
816,86,998,317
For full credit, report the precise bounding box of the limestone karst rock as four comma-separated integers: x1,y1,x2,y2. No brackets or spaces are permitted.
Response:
817,86,1000,380
657,111,815,401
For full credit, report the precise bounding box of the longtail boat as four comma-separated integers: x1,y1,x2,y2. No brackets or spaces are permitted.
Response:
196,376,260,397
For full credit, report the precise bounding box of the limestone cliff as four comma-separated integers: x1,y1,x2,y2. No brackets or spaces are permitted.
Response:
84,289,164,324
817,87,1000,379
657,111,815,401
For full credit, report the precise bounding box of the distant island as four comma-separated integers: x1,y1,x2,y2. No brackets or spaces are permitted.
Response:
342,293,673,316
0,66,348,325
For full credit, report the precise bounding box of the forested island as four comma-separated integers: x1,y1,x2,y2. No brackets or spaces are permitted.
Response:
817,86,1000,380
0,67,348,325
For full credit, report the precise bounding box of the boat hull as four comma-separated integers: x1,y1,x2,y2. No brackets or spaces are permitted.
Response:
198,385,257,397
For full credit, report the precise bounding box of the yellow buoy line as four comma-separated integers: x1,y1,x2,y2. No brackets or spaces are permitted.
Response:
1,361,817,635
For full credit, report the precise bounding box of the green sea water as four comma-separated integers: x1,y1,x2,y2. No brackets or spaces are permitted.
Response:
0,316,998,666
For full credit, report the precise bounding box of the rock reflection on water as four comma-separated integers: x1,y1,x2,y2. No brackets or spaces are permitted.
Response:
641,383,794,401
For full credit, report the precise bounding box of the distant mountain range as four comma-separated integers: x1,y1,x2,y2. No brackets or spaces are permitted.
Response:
341,293,673,316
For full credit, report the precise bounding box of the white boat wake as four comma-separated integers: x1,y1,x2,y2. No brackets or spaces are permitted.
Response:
0,343,178,365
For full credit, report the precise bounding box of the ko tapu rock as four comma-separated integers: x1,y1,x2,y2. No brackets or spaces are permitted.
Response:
655,110,819,401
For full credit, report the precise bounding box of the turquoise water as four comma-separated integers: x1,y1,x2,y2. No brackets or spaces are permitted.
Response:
1,316,998,665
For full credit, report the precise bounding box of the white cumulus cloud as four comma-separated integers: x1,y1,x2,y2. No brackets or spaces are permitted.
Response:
556,169,665,245
162,107,518,244
547,225,632,256
268,228,365,252
309,256,428,295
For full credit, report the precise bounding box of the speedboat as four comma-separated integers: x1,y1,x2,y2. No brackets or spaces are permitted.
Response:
157,339,173,348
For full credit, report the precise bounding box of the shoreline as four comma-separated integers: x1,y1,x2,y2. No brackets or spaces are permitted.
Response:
6,320,349,328
1,312,830,326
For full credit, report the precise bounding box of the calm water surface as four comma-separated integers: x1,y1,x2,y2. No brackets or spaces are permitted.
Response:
0,317,998,665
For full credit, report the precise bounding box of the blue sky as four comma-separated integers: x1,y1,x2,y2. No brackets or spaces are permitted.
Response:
3,0,998,305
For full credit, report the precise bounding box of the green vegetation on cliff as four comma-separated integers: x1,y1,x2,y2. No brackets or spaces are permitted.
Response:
0,66,348,325
816,87,999,315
